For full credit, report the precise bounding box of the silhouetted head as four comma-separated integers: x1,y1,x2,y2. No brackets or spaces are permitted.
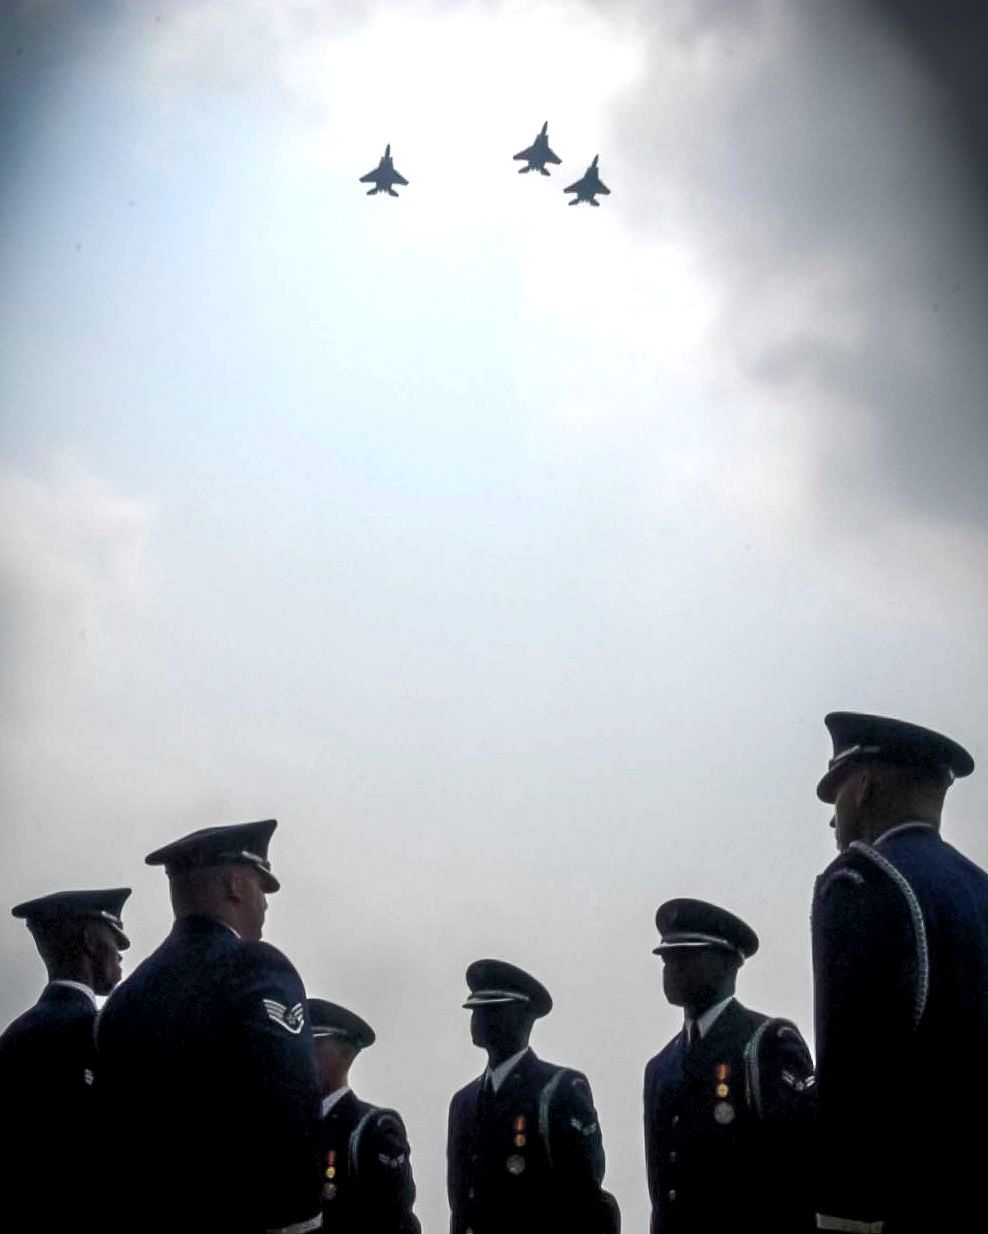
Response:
652,899,757,1017
309,1000,375,1098
818,713,973,849
462,958,551,1064
146,819,280,942
13,888,131,996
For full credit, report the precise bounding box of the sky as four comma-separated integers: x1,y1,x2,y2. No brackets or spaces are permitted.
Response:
2,1,987,1228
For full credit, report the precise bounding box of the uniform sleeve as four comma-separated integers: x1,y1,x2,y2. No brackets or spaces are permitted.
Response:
642,1058,660,1229
812,861,918,1232
447,1094,463,1234
750,1019,815,1124
549,1072,620,1233
749,1020,817,1234
233,947,324,1234
357,1111,421,1234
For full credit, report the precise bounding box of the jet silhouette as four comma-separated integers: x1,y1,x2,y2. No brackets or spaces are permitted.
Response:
513,122,562,175
359,144,409,197
564,156,610,206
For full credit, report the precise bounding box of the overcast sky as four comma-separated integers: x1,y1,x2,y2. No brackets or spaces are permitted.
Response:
2,2,986,1229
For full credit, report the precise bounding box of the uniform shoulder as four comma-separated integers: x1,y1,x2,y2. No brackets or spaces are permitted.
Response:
645,1032,682,1075
0,1004,40,1050
450,1075,481,1107
536,1056,590,1087
815,842,904,900
235,938,304,979
365,1105,409,1137
740,1009,811,1059
730,1000,770,1034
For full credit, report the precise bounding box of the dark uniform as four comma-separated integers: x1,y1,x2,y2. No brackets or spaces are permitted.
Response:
812,713,987,1233
94,820,323,1234
0,889,130,1233
447,960,620,1234
309,999,420,1234
644,900,814,1234
318,1089,419,1234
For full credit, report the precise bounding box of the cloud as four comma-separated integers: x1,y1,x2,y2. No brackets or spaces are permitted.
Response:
0,456,152,715
603,0,988,534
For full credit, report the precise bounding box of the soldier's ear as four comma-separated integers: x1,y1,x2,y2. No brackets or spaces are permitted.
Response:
80,920,103,959
224,866,246,903
852,766,873,809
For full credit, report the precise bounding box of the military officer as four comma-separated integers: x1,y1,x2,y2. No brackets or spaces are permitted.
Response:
309,999,420,1234
95,819,323,1234
644,898,814,1234
0,887,130,1230
447,958,620,1234
811,712,987,1233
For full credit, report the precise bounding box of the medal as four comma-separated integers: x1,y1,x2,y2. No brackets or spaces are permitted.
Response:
323,1182,338,1200
513,1114,527,1149
713,1101,735,1125
506,1154,526,1175
714,1063,731,1101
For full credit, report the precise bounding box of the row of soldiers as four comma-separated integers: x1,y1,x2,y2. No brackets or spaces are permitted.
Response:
1,710,987,1233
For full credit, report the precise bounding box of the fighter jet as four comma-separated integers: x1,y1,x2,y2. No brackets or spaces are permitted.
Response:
563,156,610,206
359,144,408,197
513,122,562,175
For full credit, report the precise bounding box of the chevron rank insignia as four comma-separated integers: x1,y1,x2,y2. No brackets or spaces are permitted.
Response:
263,998,305,1034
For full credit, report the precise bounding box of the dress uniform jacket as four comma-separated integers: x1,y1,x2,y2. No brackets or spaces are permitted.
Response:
447,1048,619,1234
0,983,99,1229
94,915,323,1234
318,1089,420,1234
644,998,814,1234
812,822,988,1233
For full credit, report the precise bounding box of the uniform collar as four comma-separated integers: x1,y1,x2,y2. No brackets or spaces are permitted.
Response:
485,1046,531,1093
875,820,938,847
46,979,97,1008
320,1085,352,1118
685,994,734,1041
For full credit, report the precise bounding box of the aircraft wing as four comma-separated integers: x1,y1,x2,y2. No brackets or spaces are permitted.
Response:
391,169,409,186
359,169,380,183
563,175,585,193
596,179,611,194
513,144,537,161
545,147,561,164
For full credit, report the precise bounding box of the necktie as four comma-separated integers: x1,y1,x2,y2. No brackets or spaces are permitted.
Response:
686,1020,700,1051
478,1070,495,1115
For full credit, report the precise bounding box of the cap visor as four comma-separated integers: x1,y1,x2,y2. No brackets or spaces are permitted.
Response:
816,767,843,804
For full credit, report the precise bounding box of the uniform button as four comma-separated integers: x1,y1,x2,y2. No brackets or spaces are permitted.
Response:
671,1115,679,1126
668,1189,677,1202
669,1151,677,1164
